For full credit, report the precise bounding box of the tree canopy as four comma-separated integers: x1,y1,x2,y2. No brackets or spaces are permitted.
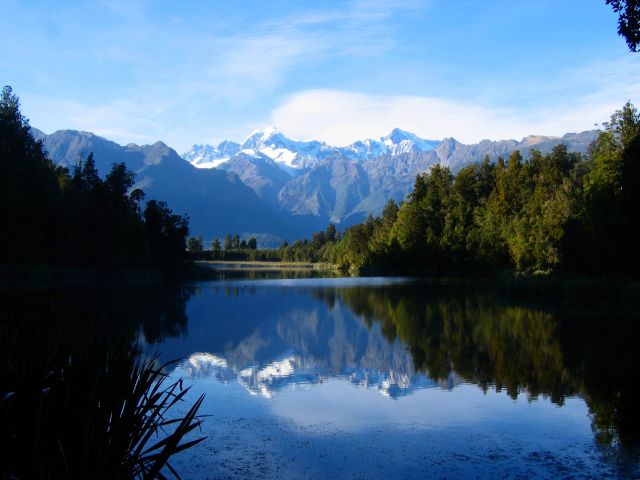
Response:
0,86,189,270
607,0,640,51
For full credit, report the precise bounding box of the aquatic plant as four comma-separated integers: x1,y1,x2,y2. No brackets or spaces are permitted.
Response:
0,314,205,479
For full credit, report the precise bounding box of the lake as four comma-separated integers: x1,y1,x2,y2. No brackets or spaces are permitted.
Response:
5,272,640,478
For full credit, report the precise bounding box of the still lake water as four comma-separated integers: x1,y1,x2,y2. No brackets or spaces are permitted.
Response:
8,271,640,478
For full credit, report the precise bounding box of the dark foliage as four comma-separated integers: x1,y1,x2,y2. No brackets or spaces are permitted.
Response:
190,225,338,263
0,287,205,479
607,0,640,51
0,86,189,271
330,282,640,447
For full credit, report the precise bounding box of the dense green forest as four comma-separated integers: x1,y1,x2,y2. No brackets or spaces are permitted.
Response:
203,102,639,277
326,101,639,276
0,86,189,271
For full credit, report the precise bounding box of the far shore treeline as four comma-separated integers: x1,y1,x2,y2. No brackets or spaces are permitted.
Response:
192,102,640,278
1,86,189,272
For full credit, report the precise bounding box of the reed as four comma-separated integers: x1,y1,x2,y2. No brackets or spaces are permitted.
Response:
0,314,205,479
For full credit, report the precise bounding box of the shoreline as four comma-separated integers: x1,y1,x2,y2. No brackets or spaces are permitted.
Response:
2,263,639,305
194,260,337,271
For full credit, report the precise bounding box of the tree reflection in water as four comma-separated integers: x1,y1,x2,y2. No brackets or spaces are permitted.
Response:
3,279,638,453
322,283,640,449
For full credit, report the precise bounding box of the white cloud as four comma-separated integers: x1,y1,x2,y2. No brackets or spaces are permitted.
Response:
268,83,640,146
269,90,534,145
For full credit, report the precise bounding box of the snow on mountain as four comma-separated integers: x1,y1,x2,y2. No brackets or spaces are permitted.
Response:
239,126,339,170
383,128,440,154
342,138,387,160
342,128,440,160
183,127,441,170
182,140,240,169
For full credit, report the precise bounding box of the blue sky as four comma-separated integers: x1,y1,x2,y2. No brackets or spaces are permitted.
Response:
2,0,638,151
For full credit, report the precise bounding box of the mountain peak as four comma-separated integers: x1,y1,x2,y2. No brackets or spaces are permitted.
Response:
520,134,558,146
241,126,287,150
375,128,440,155
385,128,415,143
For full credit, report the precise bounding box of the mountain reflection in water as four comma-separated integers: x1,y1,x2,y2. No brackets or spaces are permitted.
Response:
138,278,640,449
179,351,462,399
4,276,638,460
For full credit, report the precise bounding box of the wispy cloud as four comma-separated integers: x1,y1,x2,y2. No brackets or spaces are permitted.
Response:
24,95,169,144
7,0,637,152
177,0,418,100
18,0,425,150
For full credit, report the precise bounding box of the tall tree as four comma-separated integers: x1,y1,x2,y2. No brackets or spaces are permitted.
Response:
325,223,337,243
143,200,189,269
0,86,62,263
583,101,640,274
187,236,203,253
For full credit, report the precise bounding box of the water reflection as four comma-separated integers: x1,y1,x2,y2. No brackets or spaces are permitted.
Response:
180,351,462,399
0,284,194,346
334,284,640,447
143,279,640,450
198,267,341,282
3,277,638,453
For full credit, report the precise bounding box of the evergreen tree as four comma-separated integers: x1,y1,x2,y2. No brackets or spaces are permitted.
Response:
0,86,189,271
583,102,640,274
0,86,62,264
325,224,337,243
187,236,203,253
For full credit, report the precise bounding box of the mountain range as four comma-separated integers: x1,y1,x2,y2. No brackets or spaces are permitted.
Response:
33,126,599,245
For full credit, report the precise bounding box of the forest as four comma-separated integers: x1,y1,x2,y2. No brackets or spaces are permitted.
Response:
203,102,640,278
0,86,189,271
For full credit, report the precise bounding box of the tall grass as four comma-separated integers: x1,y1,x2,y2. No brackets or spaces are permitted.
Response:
0,312,205,479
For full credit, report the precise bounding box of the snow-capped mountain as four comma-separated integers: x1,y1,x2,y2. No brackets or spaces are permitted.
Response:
183,127,441,171
239,126,340,171
41,126,600,243
182,140,241,168
342,128,440,160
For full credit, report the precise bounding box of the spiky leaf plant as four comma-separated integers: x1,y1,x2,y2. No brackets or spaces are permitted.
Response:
0,314,206,479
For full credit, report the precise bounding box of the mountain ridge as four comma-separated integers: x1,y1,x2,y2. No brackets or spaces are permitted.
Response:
182,127,596,173
33,126,600,244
